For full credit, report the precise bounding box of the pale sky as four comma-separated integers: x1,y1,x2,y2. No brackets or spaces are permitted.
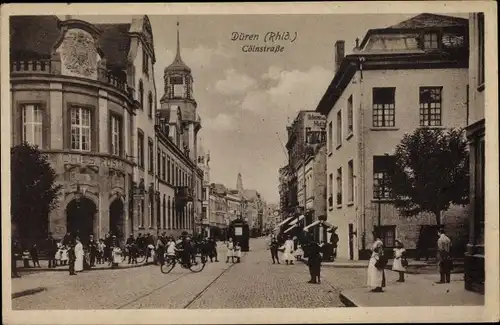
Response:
73,13,466,204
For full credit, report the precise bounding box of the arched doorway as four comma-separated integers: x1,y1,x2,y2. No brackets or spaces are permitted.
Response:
109,198,125,241
66,198,97,243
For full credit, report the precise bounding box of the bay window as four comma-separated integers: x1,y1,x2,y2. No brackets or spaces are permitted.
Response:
22,103,43,147
71,106,91,151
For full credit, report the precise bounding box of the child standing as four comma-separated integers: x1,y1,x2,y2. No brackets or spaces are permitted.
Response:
97,239,105,264
55,242,62,266
22,248,31,268
60,245,69,266
234,242,242,263
392,239,407,282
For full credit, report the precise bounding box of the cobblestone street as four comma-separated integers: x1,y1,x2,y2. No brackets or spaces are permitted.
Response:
12,238,366,310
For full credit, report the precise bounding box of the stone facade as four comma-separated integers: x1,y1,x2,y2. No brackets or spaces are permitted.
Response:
10,15,204,244
464,12,485,294
316,13,470,260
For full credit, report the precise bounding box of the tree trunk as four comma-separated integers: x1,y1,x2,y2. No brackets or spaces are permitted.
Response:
434,209,442,226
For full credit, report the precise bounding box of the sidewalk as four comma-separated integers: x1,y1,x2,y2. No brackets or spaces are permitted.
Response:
339,271,484,307
16,259,150,273
300,257,463,274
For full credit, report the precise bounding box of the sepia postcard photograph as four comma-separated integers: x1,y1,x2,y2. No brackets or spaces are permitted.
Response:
1,1,499,324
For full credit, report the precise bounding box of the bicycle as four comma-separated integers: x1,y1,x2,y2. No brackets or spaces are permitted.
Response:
160,250,206,274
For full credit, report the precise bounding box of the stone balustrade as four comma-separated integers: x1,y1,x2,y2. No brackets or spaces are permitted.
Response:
11,58,130,96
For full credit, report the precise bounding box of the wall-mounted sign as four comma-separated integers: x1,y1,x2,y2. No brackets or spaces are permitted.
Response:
234,227,243,236
61,153,124,169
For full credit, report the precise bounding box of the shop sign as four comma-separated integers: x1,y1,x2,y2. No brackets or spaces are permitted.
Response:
61,153,124,169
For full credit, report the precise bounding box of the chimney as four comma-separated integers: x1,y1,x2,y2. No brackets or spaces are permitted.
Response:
335,40,345,72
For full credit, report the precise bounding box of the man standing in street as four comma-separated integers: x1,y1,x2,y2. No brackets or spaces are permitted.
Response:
436,227,453,284
46,233,58,268
156,232,166,266
306,240,322,284
88,235,98,267
269,235,280,264
12,239,22,278
126,233,136,264
68,241,76,276
330,227,339,262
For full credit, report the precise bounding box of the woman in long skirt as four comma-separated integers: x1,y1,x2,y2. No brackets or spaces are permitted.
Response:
74,237,84,272
366,230,386,292
280,236,295,265
225,238,234,263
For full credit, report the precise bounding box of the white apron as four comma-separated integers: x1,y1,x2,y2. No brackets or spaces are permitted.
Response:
74,243,84,272
392,248,407,272
367,240,384,288
112,247,122,264
226,242,234,258
281,240,294,261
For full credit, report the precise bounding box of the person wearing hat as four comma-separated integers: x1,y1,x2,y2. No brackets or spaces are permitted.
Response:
367,228,386,292
329,226,339,261
392,239,407,282
436,227,452,284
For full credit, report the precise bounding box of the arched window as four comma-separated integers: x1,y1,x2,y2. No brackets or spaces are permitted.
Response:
138,80,144,110
148,92,153,118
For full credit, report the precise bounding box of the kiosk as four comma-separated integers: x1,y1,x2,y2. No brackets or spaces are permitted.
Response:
228,219,250,252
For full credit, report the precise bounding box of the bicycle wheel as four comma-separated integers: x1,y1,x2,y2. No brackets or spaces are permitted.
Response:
161,258,176,274
136,251,147,264
189,254,206,273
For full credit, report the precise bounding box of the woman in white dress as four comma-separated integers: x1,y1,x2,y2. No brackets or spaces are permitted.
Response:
74,237,84,272
280,236,295,265
225,238,234,263
392,239,407,282
366,230,386,292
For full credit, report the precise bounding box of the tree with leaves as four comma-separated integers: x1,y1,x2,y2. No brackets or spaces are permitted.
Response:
387,128,469,226
11,142,62,244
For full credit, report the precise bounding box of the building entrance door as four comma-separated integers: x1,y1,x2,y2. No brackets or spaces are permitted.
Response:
109,198,125,242
348,223,354,260
66,197,96,244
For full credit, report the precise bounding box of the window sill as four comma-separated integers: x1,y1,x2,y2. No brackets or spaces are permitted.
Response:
336,204,342,209
336,144,342,150
370,127,399,131
138,166,145,171
477,83,485,92
347,201,354,207
328,206,334,211
418,125,445,129
328,151,333,157
371,199,394,203
346,132,354,141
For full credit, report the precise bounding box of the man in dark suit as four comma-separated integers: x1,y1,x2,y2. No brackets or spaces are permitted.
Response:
306,241,322,284
88,235,98,267
46,233,58,268
269,236,280,264
126,234,136,264
68,241,76,276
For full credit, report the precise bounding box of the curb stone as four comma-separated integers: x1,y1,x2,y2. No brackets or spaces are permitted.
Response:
17,262,152,273
12,287,46,299
339,292,358,307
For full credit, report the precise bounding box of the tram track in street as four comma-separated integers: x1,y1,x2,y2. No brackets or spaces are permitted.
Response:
115,254,244,309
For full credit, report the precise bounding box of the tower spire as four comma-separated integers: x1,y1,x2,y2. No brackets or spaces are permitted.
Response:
175,20,181,61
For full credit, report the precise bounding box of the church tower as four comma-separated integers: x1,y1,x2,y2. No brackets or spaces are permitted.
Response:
160,21,201,161
236,173,244,193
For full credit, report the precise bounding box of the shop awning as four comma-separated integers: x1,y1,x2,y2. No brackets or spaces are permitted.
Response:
284,224,297,234
289,214,305,226
303,220,320,232
303,220,336,232
275,216,294,229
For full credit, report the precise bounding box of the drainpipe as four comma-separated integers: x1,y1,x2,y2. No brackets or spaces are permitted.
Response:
358,57,367,254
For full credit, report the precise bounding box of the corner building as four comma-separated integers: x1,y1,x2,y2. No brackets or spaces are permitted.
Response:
10,16,159,242
316,13,470,260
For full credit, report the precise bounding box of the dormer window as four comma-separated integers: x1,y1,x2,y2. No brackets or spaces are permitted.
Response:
170,75,185,99
423,32,439,49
